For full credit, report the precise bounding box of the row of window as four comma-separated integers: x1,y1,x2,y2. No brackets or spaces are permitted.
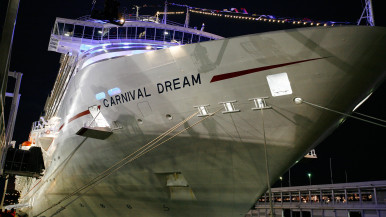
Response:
53,22,213,44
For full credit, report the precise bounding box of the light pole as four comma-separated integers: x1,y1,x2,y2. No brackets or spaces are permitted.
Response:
307,173,312,185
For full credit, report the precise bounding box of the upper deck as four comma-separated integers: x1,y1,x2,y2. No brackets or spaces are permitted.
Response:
48,15,224,55
44,15,224,118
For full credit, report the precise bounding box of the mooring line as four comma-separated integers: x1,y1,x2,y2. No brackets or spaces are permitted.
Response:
35,109,227,217
298,99,386,128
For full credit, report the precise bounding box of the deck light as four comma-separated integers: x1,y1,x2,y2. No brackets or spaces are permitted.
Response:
279,176,283,187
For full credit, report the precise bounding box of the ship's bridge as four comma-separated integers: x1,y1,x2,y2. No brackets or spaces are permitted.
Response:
48,15,223,69
48,15,223,54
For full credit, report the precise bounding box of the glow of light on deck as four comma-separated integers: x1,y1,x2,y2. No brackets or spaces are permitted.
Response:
108,87,121,96
95,92,106,100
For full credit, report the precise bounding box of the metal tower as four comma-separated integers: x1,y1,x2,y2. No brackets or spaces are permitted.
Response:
357,0,375,26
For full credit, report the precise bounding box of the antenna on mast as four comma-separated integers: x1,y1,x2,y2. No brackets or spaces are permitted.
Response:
133,5,140,20
90,0,97,14
357,0,375,26
162,0,168,24
184,6,190,28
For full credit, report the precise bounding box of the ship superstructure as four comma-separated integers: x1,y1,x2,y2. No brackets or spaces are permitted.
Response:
12,12,386,217
44,15,222,121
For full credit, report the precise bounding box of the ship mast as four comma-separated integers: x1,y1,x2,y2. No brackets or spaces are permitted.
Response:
357,0,375,26
184,6,190,28
134,5,140,20
162,0,168,24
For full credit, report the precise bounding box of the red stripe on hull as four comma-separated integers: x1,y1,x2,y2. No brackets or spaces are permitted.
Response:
210,57,326,83
58,105,101,131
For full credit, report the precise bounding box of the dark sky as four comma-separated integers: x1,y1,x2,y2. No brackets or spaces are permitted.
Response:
6,0,386,186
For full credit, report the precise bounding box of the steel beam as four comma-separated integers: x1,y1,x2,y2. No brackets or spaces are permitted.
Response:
5,72,22,146
0,0,21,176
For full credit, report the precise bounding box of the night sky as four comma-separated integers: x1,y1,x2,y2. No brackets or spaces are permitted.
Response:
5,0,386,187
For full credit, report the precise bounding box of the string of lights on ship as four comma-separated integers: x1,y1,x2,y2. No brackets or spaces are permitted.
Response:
163,3,350,27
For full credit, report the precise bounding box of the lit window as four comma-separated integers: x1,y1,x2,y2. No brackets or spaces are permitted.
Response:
108,87,121,96
96,92,106,100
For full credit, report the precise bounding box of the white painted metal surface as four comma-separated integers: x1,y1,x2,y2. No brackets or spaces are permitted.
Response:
15,24,386,217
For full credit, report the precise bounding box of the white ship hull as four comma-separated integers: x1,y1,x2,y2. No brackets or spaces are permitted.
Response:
17,26,386,217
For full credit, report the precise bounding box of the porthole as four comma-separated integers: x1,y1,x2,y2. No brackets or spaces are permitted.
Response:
166,114,172,120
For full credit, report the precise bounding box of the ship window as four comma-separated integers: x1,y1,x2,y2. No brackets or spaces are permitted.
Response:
53,23,59,35
155,28,165,41
63,23,74,37
84,26,94,39
73,25,84,38
192,34,200,43
108,87,121,96
109,27,118,39
57,23,64,35
183,33,192,44
127,27,136,39
118,27,126,39
200,36,210,42
174,31,183,43
146,28,155,40
102,28,109,40
137,27,146,39
164,29,172,42
95,92,106,100
93,27,102,40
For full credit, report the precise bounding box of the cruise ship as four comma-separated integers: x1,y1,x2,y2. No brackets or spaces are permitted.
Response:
5,9,386,217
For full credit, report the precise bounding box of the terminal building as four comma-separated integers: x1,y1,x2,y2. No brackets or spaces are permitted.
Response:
248,180,386,217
